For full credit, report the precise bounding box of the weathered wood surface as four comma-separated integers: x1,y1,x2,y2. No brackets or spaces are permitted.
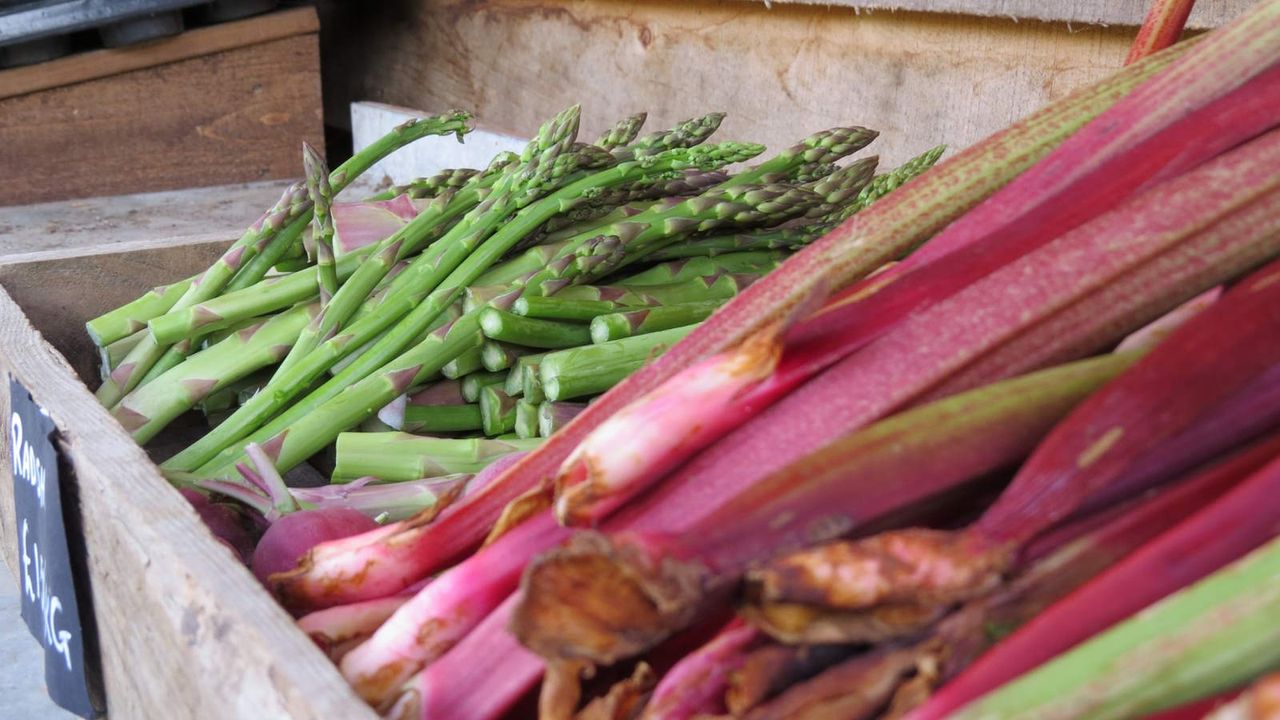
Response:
0,7,320,101
0,240,376,719
0,12,323,207
743,0,1251,28
319,0,1156,166
0,181,295,257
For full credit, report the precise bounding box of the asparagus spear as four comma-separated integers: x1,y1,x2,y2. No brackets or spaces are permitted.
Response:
613,251,787,286
332,433,540,483
522,362,546,404
395,404,484,434
594,112,647,150
721,126,878,187
518,271,762,318
98,112,472,406
441,346,485,379
210,179,806,475
375,167,482,201
480,342,532,372
304,142,338,305
110,302,320,443
86,276,194,347
590,300,725,343
614,112,726,160
540,324,699,401
99,330,146,376
514,400,541,439
461,370,508,402
480,386,520,436
479,308,593,348
170,137,768,474
538,401,586,437
508,297,623,322
505,353,548,394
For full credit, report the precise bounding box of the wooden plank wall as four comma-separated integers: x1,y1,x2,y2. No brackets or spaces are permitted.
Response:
316,0,1248,165
0,9,324,207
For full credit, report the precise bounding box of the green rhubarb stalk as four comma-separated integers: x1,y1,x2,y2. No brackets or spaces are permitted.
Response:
461,371,509,402
514,400,540,439
86,275,194,346
481,342,531,372
397,404,484,433
480,386,520,436
332,432,541,483
110,302,319,443
304,142,339,305
479,308,593,348
442,346,485,379
951,535,1280,720
99,112,471,406
590,300,725,343
540,324,699,401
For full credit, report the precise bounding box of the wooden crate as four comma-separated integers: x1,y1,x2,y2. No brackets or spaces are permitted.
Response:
0,238,374,720
0,8,324,207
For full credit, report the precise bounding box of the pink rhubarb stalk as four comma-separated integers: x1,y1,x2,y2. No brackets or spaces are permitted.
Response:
746,255,1280,643
642,620,758,720
384,594,543,720
908,432,1280,720
552,36,1280,529
511,352,1139,665
338,511,570,706
296,593,413,662
469,36,1209,535
1127,0,1198,65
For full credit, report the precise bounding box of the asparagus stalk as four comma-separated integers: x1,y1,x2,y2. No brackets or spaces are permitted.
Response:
539,402,585,438
441,346,484,379
514,400,540,439
303,142,338,305
540,324,698,401
99,112,472,405
615,112,726,160
460,370,508,402
949,535,1280,720
110,302,320,443
590,300,725,343
179,143,775,477
86,276,194,347
376,167,482,201
594,112,647,150
479,308,593,348
521,363,545,404
613,251,787,286
480,341,531,372
479,386,519,436
332,433,539,483
719,126,878,187
376,380,467,428
394,405,484,433
508,296,624,322
99,330,145,376
505,353,547,394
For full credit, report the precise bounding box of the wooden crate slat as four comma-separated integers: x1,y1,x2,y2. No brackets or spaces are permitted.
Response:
0,238,375,719
0,7,320,101
738,0,1251,29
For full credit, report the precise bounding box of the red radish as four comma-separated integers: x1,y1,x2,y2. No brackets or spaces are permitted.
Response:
179,488,255,563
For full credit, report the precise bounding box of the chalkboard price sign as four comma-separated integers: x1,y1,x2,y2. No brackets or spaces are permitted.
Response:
10,376,103,718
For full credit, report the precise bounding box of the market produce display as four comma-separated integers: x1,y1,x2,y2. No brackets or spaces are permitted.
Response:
83,0,1280,717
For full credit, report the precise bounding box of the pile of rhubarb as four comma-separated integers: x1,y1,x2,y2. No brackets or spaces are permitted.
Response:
92,0,1280,717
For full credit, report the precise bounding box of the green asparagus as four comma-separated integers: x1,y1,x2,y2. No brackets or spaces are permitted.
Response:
540,323,698,401
332,432,539,483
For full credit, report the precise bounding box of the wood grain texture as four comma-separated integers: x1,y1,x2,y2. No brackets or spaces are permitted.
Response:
0,181,295,257
0,7,320,101
0,33,323,207
321,0,1141,166
0,242,375,720
736,0,1251,29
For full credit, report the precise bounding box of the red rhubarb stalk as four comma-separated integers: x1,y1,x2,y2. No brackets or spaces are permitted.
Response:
1128,0,1198,65
642,621,758,720
296,593,413,662
908,433,1280,720
511,352,1139,665
384,594,542,720
746,255,1280,644
337,511,570,706
553,42,1280,528
1202,673,1280,720
1115,286,1221,353
475,37,1206,531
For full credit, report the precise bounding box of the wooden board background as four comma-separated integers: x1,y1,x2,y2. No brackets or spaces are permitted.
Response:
0,9,323,207
0,239,376,719
744,0,1252,28
317,0,1249,166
